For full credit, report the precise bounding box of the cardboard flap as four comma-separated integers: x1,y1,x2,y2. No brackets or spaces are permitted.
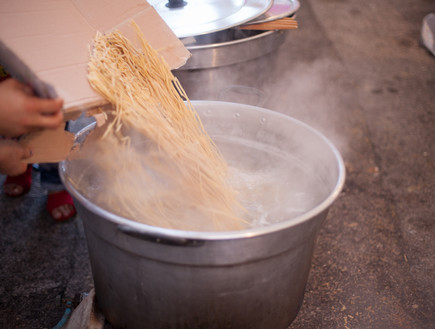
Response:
19,127,75,164
0,0,191,113
0,0,191,163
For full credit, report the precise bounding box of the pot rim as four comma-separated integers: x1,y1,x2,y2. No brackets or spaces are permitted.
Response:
185,30,278,51
61,101,346,241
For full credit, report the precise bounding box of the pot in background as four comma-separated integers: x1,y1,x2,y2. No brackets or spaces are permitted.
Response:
179,29,288,70
173,40,282,106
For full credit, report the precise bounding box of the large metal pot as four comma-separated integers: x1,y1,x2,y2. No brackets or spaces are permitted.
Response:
173,50,279,104
173,0,300,70
179,29,287,70
60,101,345,329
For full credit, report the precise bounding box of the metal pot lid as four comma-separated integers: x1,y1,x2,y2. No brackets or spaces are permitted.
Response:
149,0,273,38
245,0,300,25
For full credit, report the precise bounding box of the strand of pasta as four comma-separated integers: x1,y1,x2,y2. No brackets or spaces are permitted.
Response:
85,22,247,231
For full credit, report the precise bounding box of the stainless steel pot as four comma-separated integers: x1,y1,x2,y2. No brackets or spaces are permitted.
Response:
60,101,345,329
173,48,279,104
179,29,287,70
173,0,300,70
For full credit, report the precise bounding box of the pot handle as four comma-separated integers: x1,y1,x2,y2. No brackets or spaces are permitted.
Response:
166,0,187,8
117,225,204,247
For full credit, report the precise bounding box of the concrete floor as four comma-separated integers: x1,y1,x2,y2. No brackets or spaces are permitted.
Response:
1,0,434,328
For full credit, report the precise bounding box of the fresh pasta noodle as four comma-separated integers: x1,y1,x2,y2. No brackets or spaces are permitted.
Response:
83,22,247,231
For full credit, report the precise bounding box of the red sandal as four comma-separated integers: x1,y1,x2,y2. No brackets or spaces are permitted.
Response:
4,164,32,197
46,190,76,222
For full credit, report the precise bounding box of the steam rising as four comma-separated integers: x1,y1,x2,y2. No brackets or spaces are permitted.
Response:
64,35,344,232
66,108,333,232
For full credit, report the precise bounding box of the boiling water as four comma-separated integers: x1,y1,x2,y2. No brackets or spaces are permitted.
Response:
216,136,329,228
66,133,329,230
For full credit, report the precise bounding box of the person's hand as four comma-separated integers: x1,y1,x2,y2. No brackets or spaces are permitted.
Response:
0,139,32,176
0,78,64,137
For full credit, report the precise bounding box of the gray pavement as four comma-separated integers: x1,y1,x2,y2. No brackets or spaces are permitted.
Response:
1,0,434,328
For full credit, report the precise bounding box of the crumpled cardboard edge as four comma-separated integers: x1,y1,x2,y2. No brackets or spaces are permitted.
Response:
19,126,75,164
64,289,105,329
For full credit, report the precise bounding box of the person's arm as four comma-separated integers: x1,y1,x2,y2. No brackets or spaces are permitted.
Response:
0,78,64,137
0,139,32,176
